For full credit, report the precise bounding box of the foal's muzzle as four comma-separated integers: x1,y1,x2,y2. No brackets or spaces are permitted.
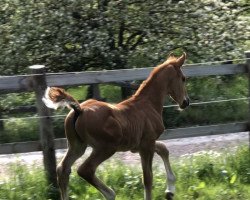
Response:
180,97,190,109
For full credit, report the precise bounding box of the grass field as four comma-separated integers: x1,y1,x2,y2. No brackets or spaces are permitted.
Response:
0,146,249,200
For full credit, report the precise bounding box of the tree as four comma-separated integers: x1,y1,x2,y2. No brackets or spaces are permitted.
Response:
0,0,249,75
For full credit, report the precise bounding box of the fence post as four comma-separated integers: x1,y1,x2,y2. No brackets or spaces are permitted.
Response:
86,84,104,100
245,51,250,149
0,111,4,137
29,65,59,198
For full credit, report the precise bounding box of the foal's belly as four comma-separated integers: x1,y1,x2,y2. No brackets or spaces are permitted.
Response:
117,145,139,153
116,131,143,152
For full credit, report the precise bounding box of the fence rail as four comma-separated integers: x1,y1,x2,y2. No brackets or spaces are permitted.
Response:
1,52,249,191
0,63,246,94
0,122,247,154
0,55,249,154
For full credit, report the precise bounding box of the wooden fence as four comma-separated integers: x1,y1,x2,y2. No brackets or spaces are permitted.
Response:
0,54,250,154
0,51,250,188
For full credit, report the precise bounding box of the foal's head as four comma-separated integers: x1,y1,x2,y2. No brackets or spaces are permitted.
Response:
165,52,190,109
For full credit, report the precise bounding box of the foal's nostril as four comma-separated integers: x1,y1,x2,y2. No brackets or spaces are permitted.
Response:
180,98,190,109
186,97,190,106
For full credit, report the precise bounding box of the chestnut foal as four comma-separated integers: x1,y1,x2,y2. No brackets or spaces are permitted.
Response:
43,53,189,200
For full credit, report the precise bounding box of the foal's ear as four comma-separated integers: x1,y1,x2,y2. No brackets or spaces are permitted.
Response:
176,52,186,68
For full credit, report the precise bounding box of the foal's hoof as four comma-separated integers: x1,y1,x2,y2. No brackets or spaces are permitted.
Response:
165,192,174,200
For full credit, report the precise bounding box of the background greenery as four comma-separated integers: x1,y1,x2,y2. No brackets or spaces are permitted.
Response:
0,3,249,200
0,0,249,143
0,0,249,74
0,75,249,143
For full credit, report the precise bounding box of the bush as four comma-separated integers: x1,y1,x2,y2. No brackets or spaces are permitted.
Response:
0,118,39,143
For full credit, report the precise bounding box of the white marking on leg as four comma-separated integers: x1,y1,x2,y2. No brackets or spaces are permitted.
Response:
165,172,176,194
155,142,176,195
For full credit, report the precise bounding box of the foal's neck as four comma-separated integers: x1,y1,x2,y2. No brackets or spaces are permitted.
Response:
133,65,170,113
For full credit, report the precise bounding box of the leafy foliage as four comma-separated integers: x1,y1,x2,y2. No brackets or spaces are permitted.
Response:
0,0,249,143
0,0,249,75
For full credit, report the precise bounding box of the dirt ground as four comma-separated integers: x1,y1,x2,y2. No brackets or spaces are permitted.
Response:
0,132,249,179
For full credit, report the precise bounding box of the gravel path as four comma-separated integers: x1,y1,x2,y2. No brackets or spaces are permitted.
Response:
0,132,248,179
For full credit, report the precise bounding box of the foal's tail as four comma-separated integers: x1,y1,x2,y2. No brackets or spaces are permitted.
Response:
42,87,81,114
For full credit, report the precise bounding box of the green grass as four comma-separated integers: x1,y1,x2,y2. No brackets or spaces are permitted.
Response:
0,146,249,200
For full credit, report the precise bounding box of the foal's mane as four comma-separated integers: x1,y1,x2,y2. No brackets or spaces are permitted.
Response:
133,56,179,98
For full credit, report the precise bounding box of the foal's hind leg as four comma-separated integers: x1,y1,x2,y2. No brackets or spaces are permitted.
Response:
155,141,176,200
77,148,116,200
57,143,87,200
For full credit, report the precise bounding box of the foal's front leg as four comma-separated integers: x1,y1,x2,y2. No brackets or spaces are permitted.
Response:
139,148,154,200
155,141,176,200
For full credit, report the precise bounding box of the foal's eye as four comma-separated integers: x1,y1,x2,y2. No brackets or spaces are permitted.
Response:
182,76,186,82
